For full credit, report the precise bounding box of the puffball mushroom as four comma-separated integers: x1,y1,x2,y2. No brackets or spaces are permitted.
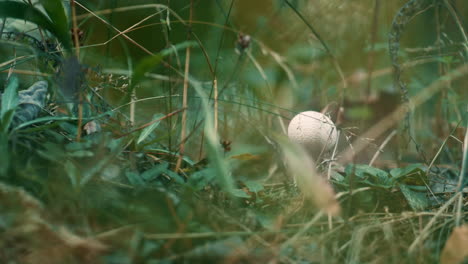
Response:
287,111,338,158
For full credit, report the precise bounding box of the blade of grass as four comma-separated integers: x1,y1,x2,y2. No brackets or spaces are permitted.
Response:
1,76,19,132
175,0,194,172
136,113,165,145
39,0,71,51
188,78,235,194
1,76,19,120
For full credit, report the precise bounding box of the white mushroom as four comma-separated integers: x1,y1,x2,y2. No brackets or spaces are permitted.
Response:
287,111,338,158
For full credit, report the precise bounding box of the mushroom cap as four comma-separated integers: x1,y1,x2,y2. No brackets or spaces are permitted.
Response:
287,111,338,157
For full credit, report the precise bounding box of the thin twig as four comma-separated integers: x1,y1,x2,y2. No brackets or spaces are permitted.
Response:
71,0,83,142
75,1,154,55
369,130,397,166
175,0,193,172
365,0,380,98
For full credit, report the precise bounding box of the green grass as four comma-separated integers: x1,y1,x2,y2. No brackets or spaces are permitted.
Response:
0,0,467,263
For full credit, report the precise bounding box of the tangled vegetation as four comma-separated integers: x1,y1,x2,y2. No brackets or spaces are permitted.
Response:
0,0,467,263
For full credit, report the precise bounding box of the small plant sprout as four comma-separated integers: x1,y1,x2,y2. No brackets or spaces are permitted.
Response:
287,111,338,159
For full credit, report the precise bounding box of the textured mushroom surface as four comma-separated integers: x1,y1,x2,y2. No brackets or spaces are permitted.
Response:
287,111,337,157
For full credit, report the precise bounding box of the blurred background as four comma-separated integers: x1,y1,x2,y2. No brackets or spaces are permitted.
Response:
4,0,467,165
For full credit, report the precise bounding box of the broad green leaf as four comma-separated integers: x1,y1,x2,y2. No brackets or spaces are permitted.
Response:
231,189,251,198
126,171,145,186
140,162,184,184
345,164,392,188
147,148,196,167
187,168,216,191
390,163,426,178
131,54,163,87
390,163,427,185
65,141,93,151
64,160,78,187
137,113,164,145
0,1,71,51
1,76,19,120
0,110,16,133
36,142,66,161
38,0,71,51
1,76,19,132
256,212,275,229
141,162,169,181
243,180,264,193
0,134,9,175
399,184,429,211
331,171,345,182
163,170,185,184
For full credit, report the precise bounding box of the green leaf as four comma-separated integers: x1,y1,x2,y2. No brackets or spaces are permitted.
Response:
1,76,19,121
399,184,428,211
140,162,184,184
390,163,427,185
140,162,169,181
390,163,423,178
129,41,197,97
36,142,66,161
38,0,71,51
186,168,216,191
0,110,16,133
163,170,185,184
0,134,9,176
231,189,251,198
131,54,163,88
0,1,71,51
331,171,345,182
126,171,145,186
137,113,164,145
0,76,19,131
243,180,264,193
64,160,78,187
345,164,392,187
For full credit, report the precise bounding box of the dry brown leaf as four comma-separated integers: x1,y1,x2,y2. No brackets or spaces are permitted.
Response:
440,225,468,264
